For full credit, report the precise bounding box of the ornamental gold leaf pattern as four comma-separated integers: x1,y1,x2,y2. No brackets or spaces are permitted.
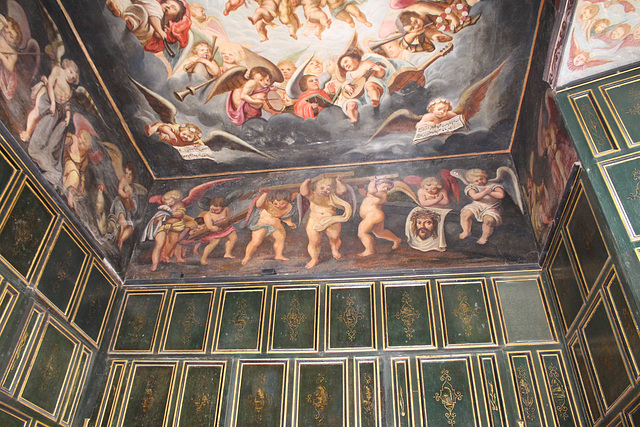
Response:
228,298,252,342
248,373,272,424
454,289,477,337
307,372,331,425
516,366,536,421
628,168,640,200
180,300,198,345
394,291,421,340
361,373,375,426
433,369,463,425
338,294,365,341
547,365,569,421
282,296,307,341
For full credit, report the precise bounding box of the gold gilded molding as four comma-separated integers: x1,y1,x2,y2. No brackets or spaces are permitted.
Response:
454,289,477,337
547,365,570,421
394,291,421,340
488,382,499,412
361,373,374,425
307,372,331,425
337,294,364,342
433,369,463,425
283,296,307,342
516,366,536,421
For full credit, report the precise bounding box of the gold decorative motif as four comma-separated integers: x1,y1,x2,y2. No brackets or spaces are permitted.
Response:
337,294,365,341
627,103,640,116
307,372,331,424
433,369,463,425
249,373,272,424
180,301,198,345
547,365,569,421
630,87,640,99
394,291,421,340
584,109,608,149
40,344,60,391
131,315,146,340
361,373,374,426
488,382,499,411
9,329,29,372
399,387,406,417
516,366,536,421
282,296,307,341
454,289,477,337
142,378,155,413
194,392,211,413
10,212,38,256
53,250,73,291
228,298,252,342
628,168,640,200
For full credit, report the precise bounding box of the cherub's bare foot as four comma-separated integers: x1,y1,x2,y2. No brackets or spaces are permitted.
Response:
364,21,372,27
306,259,319,269
200,259,208,265
274,255,289,261
459,231,470,240
350,117,358,124
151,263,158,271
358,250,374,257
248,16,255,24
477,237,488,245
290,33,298,40
176,258,187,263
332,251,342,260
161,255,171,263
224,254,235,259
223,10,229,16
392,239,401,250
20,131,30,142
348,21,355,28
241,257,250,265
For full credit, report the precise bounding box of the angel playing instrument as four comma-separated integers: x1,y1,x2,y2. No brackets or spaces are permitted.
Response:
342,61,387,100
386,42,453,93
265,90,285,112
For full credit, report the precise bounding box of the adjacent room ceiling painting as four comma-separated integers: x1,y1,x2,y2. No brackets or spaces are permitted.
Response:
59,0,542,178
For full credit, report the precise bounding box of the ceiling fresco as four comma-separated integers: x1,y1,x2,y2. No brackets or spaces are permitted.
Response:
59,0,543,178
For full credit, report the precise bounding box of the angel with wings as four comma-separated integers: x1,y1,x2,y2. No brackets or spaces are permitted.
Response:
567,30,613,72
286,56,334,120
130,76,274,161
403,171,459,208
451,167,523,245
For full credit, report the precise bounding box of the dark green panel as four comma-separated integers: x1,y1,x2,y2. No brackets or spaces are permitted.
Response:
496,278,553,343
73,265,116,343
510,355,543,427
419,359,476,426
2,309,40,390
601,156,640,238
235,362,285,426
62,350,88,424
480,356,505,427
607,274,640,376
164,291,212,351
384,284,431,348
38,228,85,313
0,153,15,198
21,324,75,415
570,92,616,154
177,364,224,427
601,78,640,144
113,293,163,352
566,191,609,290
216,289,264,351
0,185,54,277
440,282,493,345
271,288,317,351
357,361,379,427
628,399,640,425
0,287,28,375
0,408,29,427
122,365,174,427
571,340,602,423
549,240,584,332
98,363,124,427
540,354,577,427
329,286,373,350
297,363,344,426
392,360,412,427
583,300,631,408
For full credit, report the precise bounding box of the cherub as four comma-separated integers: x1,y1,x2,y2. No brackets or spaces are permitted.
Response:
223,0,246,16
248,0,279,42
398,10,451,53
417,176,451,207
567,31,613,71
62,114,97,212
277,0,302,40
218,42,245,73
357,178,402,257
300,0,332,40
241,189,297,265
179,41,221,79
300,175,354,269
325,0,372,28
146,121,204,147
278,60,297,83
189,3,228,43
415,98,457,128
198,197,238,264
615,23,640,52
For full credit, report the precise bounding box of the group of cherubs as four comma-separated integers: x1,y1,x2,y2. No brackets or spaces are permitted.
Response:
143,167,511,271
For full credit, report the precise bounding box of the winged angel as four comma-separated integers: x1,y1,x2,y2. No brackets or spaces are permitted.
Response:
130,76,274,162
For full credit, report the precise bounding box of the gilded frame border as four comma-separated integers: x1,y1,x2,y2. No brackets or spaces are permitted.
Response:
267,284,320,354
173,360,227,427
159,288,215,354
325,282,377,353
568,89,619,157
599,75,640,148
212,286,267,354
353,357,382,427
598,152,640,241
109,290,167,355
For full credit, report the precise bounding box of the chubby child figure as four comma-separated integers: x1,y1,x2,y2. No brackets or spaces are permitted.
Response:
416,98,457,128
199,196,238,264
357,178,402,257
459,169,505,245
418,176,450,207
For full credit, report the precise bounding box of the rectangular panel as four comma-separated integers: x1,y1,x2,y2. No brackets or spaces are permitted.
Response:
0,404,30,427
382,282,434,350
570,336,602,424
95,361,126,427
326,283,375,352
508,353,546,427
494,276,555,344
174,362,226,427
478,354,506,427
539,351,581,427
600,153,640,241
293,359,347,427
120,363,176,427
232,360,288,426
548,238,585,333
214,287,266,353
391,358,413,427
0,283,19,339
61,348,91,426
0,148,18,209
112,291,165,354
269,285,319,353
161,289,214,353
569,91,618,156
600,76,640,147
438,280,496,347
354,358,382,427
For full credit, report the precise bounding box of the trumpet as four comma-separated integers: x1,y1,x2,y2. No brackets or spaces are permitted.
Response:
173,77,217,101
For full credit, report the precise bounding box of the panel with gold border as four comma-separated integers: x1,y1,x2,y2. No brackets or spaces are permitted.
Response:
605,415,624,427
34,224,89,317
564,184,610,292
116,361,178,427
581,292,633,411
416,355,479,427
0,180,57,282
268,284,319,353
568,90,618,157
159,288,214,354
71,260,117,347
493,276,556,345
34,421,50,427
603,266,640,380
599,152,640,241
538,351,582,427
0,280,20,340
0,142,19,215
1,305,46,396
507,352,548,427
354,357,382,427
213,286,266,353
623,393,640,426
390,357,413,427
94,360,127,427
437,279,497,348
0,403,31,427
173,361,227,427
478,354,506,427
547,236,585,333
599,76,640,148
17,319,80,421
231,359,288,426
568,334,603,425
292,358,348,427
60,346,91,427
111,291,167,354
326,283,376,352
381,281,435,350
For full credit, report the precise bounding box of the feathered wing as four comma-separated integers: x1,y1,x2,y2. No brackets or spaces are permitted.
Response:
102,141,125,181
182,177,244,207
388,180,419,205
450,169,469,185
286,55,314,99
204,66,248,103
129,76,178,124
201,129,276,159
73,86,108,125
454,59,507,119
243,47,283,83
491,166,524,214
37,0,65,64
402,175,424,188
368,109,422,141
440,170,459,204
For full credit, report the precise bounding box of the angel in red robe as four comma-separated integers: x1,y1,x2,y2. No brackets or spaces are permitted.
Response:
294,75,332,119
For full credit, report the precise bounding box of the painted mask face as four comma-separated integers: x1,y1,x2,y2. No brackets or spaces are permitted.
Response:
416,217,434,239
